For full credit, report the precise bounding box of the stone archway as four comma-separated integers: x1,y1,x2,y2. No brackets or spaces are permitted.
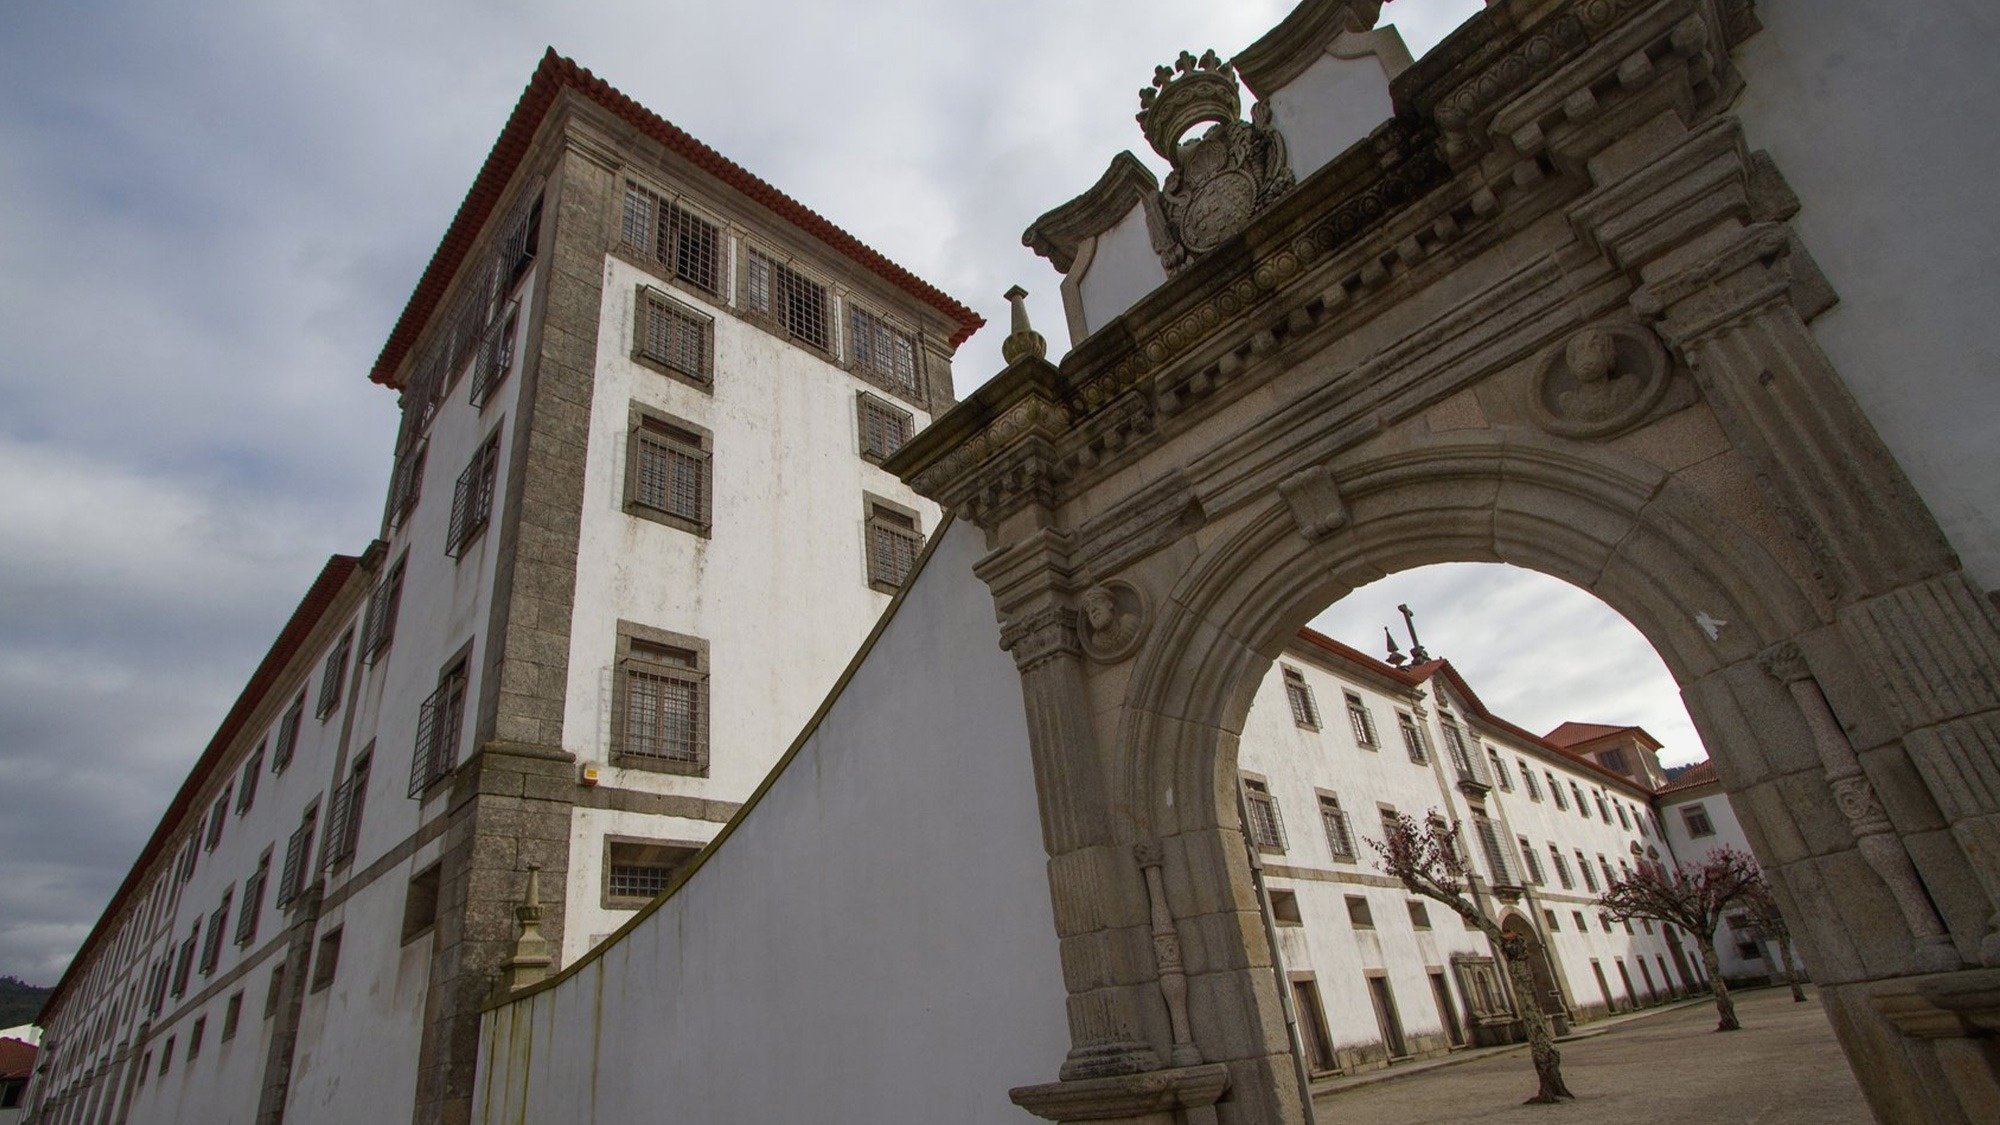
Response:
1498,909,1564,1029
889,3,2000,1121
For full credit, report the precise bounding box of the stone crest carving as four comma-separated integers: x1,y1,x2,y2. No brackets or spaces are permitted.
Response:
1138,50,1295,273
1080,580,1150,664
1525,322,1670,438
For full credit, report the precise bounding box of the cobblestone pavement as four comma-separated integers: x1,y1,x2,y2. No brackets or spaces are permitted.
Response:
1311,986,1871,1124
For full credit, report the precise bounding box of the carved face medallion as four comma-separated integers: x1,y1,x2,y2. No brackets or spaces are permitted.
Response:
1526,322,1672,438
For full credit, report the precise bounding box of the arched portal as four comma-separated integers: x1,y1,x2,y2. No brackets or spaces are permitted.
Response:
888,4,2000,1120
1497,909,1563,1026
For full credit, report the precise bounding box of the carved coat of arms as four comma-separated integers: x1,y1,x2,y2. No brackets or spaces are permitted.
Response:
1138,50,1296,272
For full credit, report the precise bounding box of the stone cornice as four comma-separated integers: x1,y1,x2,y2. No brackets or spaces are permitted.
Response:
1234,0,1387,98
1022,152,1162,273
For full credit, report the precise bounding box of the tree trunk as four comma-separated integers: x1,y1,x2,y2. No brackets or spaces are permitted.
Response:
1698,938,1740,1030
1775,934,1806,1002
1502,948,1574,1102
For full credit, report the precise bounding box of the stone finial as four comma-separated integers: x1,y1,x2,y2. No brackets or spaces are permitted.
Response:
1001,286,1047,364
501,864,553,993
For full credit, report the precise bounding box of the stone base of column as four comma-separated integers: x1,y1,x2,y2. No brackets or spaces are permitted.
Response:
1869,968,2000,1121
1010,1063,1230,1124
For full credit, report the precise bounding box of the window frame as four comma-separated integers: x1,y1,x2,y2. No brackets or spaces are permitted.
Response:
856,391,914,463
315,629,353,720
623,406,713,537
1343,691,1378,749
361,552,408,665
1681,803,1716,838
1317,792,1356,861
619,180,725,298
445,426,504,560
740,242,832,354
409,649,472,798
1282,666,1321,731
864,495,924,592
632,284,716,390
1241,775,1287,854
1397,710,1427,764
844,300,925,403
601,835,704,910
609,623,711,777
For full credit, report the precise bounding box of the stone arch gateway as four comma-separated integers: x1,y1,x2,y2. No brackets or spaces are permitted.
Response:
887,2,2000,1121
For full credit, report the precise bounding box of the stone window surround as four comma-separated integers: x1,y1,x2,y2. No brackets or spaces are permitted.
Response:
615,180,729,304
622,402,712,538
1240,771,1286,854
862,491,924,593
402,861,443,946
1287,972,1338,1075
855,390,914,464
630,283,716,392
737,234,837,359
607,620,710,778
600,834,706,911
1281,664,1320,730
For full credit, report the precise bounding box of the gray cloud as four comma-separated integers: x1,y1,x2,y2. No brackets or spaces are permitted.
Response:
8,0,1664,987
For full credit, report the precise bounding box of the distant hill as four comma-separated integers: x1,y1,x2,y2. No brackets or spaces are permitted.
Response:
0,976,51,1028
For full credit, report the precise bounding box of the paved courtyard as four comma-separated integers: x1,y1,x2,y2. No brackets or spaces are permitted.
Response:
1312,986,1871,1124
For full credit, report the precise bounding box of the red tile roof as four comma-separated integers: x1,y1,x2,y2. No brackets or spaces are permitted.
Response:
40,556,363,1023
1658,759,1719,795
1545,720,1662,750
370,49,984,388
0,1036,36,1080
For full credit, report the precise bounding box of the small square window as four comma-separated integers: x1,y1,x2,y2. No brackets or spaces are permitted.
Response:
604,839,701,908
865,501,923,591
310,928,342,993
1345,895,1374,929
403,862,442,944
1681,803,1715,838
626,411,711,535
744,247,829,351
1269,889,1303,926
634,287,714,386
857,393,913,462
1407,901,1431,930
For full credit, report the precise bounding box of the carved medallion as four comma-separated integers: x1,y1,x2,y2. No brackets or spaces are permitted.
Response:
1525,322,1670,438
1138,50,1296,273
1080,580,1150,664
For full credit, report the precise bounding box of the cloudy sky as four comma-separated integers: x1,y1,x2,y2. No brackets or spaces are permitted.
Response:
0,0,1704,985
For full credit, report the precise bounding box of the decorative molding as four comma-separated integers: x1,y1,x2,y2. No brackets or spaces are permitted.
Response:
1235,1,1393,98
1010,1062,1231,1123
1024,153,1165,274
1077,470,1206,580
1277,464,1348,541
1134,843,1202,1067
999,606,1085,673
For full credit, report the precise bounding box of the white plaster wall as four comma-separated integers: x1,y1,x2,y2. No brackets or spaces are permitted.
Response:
1734,1,2000,590
1073,204,1170,342
476,521,1068,1124
1658,785,1772,981
1263,46,1399,181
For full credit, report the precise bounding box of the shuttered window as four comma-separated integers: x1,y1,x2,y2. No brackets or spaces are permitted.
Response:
1344,692,1377,748
276,806,318,908
272,693,305,774
1319,794,1355,860
1399,712,1427,763
1243,778,1287,853
361,556,407,663
1283,668,1320,729
236,853,269,946
316,630,352,719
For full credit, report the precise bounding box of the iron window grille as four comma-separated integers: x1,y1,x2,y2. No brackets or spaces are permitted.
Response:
621,183,721,294
1319,794,1356,860
397,192,540,446
237,745,264,813
629,417,710,530
385,438,427,531
1520,761,1542,801
1616,803,1632,829
604,841,700,905
1242,778,1287,853
199,891,231,975
1398,711,1427,763
1600,856,1618,889
468,303,518,409
323,753,370,870
272,692,305,774
616,641,708,773
1519,838,1546,884
634,288,714,384
315,630,352,719
1549,846,1574,890
409,664,469,797
1282,668,1320,729
847,305,919,394
1593,791,1612,821
744,248,829,350
361,555,407,664
1344,692,1377,747
857,393,913,462
276,807,317,908
446,431,502,559
866,504,922,590
236,856,268,946
1441,722,1476,780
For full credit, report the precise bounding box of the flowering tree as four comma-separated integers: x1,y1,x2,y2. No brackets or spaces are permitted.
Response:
1372,811,1574,1104
1739,876,1807,1003
1597,846,1761,1030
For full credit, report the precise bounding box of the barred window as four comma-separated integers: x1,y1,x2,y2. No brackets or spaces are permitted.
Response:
604,839,701,906
1242,778,1286,853
1599,855,1618,889
1397,711,1426,763
276,804,318,908
627,415,710,531
1441,722,1475,780
237,745,264,813
1282,667,1320,729
446,430,502,559
621,183,721,294
744,248,830,350
1518,837,1545,885
385,439,426,530
857,393,913,462
361,555,407,664
1593,791,1612,821
468,303,518,409
635,288,713,383
323,750,371,870
847,305,918,393
1344,692,1377,748
866,502,922,591
409,660,469,797
1318,794,1355,860
1571,782,1588,816
1520,761,1542,801
1615,802,1631,829
315,630,353,719
272,692,305,774
237,852,269,947
616,638,709,774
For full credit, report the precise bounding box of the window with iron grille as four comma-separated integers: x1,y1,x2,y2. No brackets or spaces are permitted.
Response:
847,305,919,394
385,439,426,530
1519,837,1545,884
744,248,829,350
205,788,230,851
1242,778,1286,853
170,932,197,998
1397,711,1426,763
323,750,370,870
1282,668,1320,729
1344,692,1377,748
1474,817,1515,885
446,430,502,559
237,852,269,947
621,182,721,294
626,413,710,533
468,302,518,408
856,392,913,462
272,692,305,774
1520,761,1541,801
147,958,169,1015
865,502,922,591
315,630,352,719
1549,845,1574,890
604,839,702,907
504,193,542,290
614,636,708,775
1487,748,1512,790
276,805,317,909
238,745,264,813
634,287,714,385
1318,794,1355,860
1548,774,1568,809
200,889,231,975
361,554,407,664
409,660,469,796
